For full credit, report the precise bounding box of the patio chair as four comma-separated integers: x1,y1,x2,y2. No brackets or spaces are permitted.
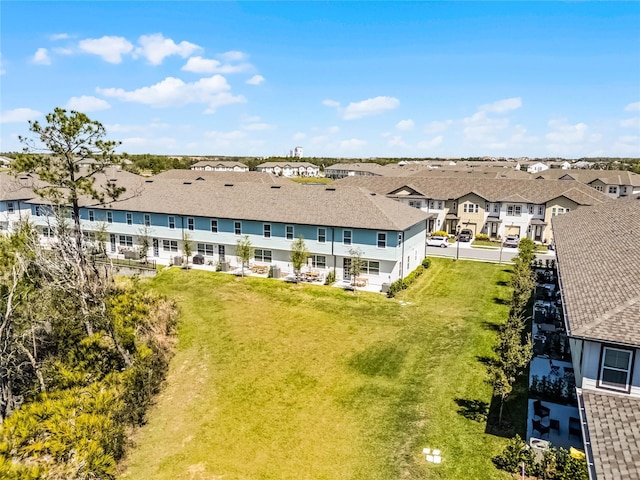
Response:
532,419,550,439
533,400,550,420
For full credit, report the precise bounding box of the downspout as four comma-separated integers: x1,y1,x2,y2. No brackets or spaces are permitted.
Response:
400,230,405,279
331,227,336,275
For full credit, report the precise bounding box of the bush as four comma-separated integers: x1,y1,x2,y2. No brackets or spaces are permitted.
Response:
387,264,424,298
324,270,336,285
475,233,490,241
431,230,448,237
421,258,431,268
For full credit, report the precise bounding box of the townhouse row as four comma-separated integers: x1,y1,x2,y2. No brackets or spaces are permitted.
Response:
0,171,427,289
335,176,612,244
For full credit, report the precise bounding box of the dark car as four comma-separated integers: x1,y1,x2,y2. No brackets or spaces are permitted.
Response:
458,228,473,242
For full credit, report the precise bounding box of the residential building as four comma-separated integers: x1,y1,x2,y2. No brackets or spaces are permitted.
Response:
256,162,320,177
335,176,609,243
536,170,640,199
1,170,429,289
324,163,386,179
552,201,640,480
190,160,249,172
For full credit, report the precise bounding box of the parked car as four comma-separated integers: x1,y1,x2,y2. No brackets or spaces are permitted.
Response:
503,235,520,248
427,235,449,248
458,228,473,242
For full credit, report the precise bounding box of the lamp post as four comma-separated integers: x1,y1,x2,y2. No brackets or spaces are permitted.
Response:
455,225,461,261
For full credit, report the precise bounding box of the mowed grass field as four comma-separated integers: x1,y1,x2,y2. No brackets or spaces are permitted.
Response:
119,258,512,480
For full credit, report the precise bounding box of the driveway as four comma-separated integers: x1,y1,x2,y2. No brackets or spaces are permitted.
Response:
426,241,556,264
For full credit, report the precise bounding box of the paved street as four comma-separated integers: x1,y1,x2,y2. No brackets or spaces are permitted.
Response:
426,241,556,264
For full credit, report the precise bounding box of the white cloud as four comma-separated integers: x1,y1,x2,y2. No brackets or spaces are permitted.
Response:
339,138,367,149
243,122,272,131
246,75,264,85
50,33,70,41
624,102,640,112
620,117,639,128
53,47,73,55
424,119,453,134
78,36,134,63
463,111,510,143
328,126,340,134
97,75,246,112
395,119,414,131
323,99,340,107
219,50,247,61
342,96,399,120
479,97,522,113
32,48,51,65
105,122,169,133
293,132,306,140
311,135,328,144
388,135,408,148
545,119,601,155
181,56,252,74
65,95,111,112
417,136,444,149
134,33,201,65
203,129,247,147
0,108,42,123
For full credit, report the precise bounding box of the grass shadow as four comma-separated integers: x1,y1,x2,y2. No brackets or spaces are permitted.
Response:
481,320,501,332
455,398,489,422
476,355,496,367
493,297,510,306
496,280,509,287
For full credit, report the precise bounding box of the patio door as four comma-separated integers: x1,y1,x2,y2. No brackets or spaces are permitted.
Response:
343,258,351,280
110,234,116,253
534,225,543,241
152,238,159,257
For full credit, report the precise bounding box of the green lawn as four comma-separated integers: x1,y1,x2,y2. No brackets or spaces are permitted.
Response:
119,258,513,480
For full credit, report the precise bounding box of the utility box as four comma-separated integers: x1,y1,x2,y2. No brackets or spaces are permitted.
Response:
173,256,183,266
269,265,281,278
381,282,390,293
193,255,204,265
219,260,229,272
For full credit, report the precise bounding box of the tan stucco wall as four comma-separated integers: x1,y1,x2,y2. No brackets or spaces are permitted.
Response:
457,193,487,235
544,196,580,242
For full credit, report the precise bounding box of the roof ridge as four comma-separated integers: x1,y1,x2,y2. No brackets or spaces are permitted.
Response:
574,294,640,337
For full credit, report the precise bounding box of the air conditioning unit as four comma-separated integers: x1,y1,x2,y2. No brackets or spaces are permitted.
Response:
173,256,183,266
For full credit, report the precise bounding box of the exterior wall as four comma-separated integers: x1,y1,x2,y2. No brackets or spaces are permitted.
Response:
26,202,427,289
457,193,487,235
497,202,534,240
0,199,31,232
543,197,579,243
577,339,640,398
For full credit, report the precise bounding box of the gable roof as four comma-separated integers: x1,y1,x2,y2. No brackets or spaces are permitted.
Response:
334,176,611,205
552,201,640,345
151,169,281,183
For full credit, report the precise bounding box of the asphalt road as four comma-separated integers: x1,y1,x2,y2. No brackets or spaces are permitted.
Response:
426,241,556,264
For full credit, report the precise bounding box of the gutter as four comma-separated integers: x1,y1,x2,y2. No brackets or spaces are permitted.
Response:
576,390,596,480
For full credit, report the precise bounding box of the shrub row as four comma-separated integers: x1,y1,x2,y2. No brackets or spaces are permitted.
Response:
475,233,490,241
387,258,430,298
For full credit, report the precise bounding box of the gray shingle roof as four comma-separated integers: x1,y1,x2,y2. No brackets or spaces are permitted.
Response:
552,201,640,345
582,390,640,480
151,170,280,183
68,177,428,231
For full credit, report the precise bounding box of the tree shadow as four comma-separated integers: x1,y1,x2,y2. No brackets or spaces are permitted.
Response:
481,320,501,332
455,398,489,422
493,297,510,305
476,355,496,367
496,280,509,286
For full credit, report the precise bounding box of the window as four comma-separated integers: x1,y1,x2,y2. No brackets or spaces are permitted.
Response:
168,216,175,229
310,255,326,268
7,202,15,214
377,232,386,248
163,239,178,252
398,233,403,246
363,260,380,275
552,208,557,216
234,221,242,235
463,203,479,213
88,210,94,222
263,224,271,238
452,201,457,210
408,200,421,209
211,219,218,233
144,214,151,227
608,186,617,194
507,205,522,216
429,200,434,209
622,186,627,193
595,185,604,192
35,206,42,216
42,227,54,238
343,230,352,245
107,211,113,223
485,203,490,212
126,212,133,225
437,201,443,210
599,347,633,392
286,225,294,240
528,205,534,214
493,204,499,214
318,228,326,243
187,217,195,231
197,243,214,256
218,244,225,259
119,235,133,247
254,249,272,262
538,206,544,215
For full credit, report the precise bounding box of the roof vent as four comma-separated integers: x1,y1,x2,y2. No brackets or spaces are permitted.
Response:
145,180,153,183
196,177,205,181
271,185,281,189
183,181,192,185
109,178,117,182
224,183,234,187
325,187,336,191
370,192,376,196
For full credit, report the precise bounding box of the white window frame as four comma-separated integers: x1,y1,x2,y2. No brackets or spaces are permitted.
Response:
598,346,633,393
126,212,133,225
234,221,242,235
187,217,195,231
119,235,133,247
286,225,294,240
107,211,113,224
7,202,14,214
263,223,271,238
310,255,326,268
318,228,326,243
144,214,151,227
168,216,175,229
211,219,218,233
197,243,214,256
88,209,94,222
343,230,352,245
254,249,272,262
163,239,178,252
377,232,386,249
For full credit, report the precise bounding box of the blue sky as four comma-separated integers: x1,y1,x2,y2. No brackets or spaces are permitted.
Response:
1,1,639,158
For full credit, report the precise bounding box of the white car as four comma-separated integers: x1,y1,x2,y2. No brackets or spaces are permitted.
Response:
427,235,449,248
